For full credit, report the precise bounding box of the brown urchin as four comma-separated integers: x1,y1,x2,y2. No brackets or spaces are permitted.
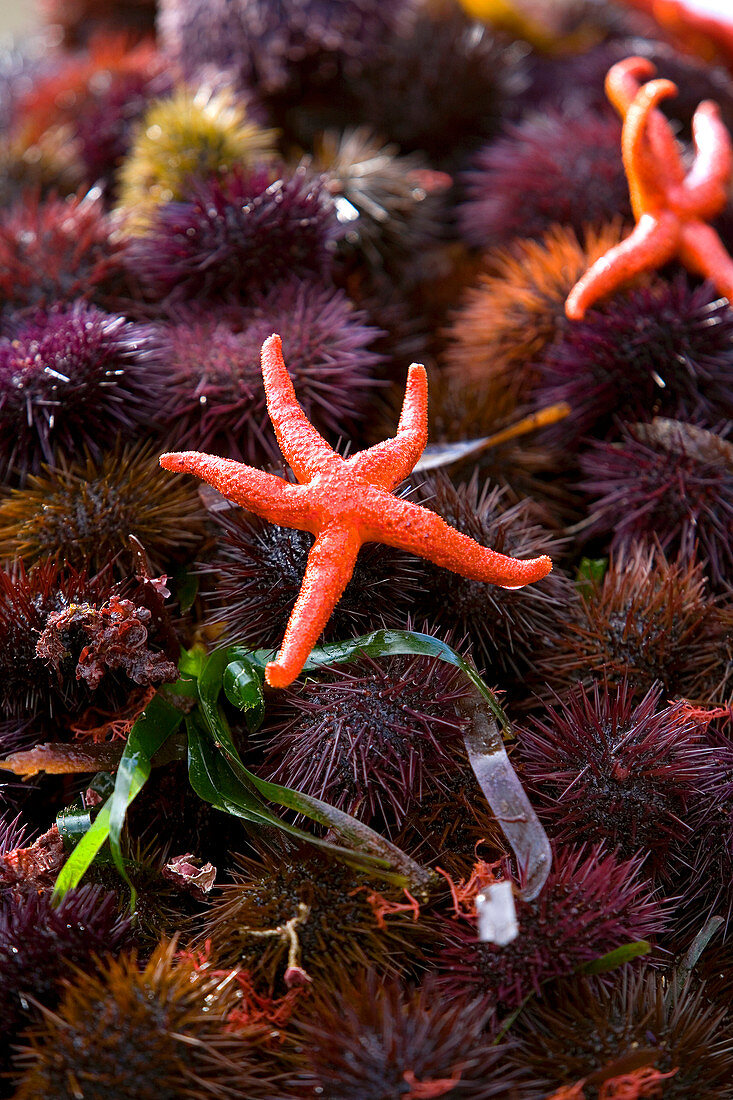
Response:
12,938,297,1100
0,439,207,576
535,544,733,707
508,967,733,1100
257,650,470,831
198,844,438,987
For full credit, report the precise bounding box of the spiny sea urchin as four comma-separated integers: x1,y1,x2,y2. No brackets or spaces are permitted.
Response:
535,544,733,705
581,419,733,588
0,440,207,575
0,302,165,482
258,650,470,830
509,968,733,1099
537,278,733,445
516,681,713,875
129,167,340,303
199,500,422,649
0,189,130,318
199,845,437,986
458,107,630,249
346,5,520,165
409,473,572,682
313,128,449,277
152,281,381,461
116,86,277,232
298,972,535,1099
436,844,665,1009
443,221,629,406
12,938,296,1099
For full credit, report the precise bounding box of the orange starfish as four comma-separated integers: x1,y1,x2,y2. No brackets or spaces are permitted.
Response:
160,335,552,688
566,56,733,320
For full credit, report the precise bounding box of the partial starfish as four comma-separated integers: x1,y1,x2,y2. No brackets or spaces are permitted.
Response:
566,56,733,321
161,335,552,688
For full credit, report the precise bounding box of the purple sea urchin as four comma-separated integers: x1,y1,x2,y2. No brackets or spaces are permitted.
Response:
158,0,412,100
459,108,630,249
0,440,207,575
346,6,517,165
0,189,130,318
581,419,733,587
130,167,340,303
154,281,381,461
0,885,129,1053
536,545,733,705
410,473,572,682
436,844,665,1009
258,651,470,829
0,303,165,482
516,681,711,875
536,278,733,444
299,973,534,1099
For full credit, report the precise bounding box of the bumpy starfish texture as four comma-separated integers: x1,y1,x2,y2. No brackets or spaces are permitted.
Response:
566,56,733,321
160,335,552,687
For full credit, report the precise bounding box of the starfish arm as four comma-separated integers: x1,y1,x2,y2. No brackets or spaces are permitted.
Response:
362,495,552,589
265,526,361,688
261,334,340,484
347,363,428,490
670,101,732,218
565,212,679,320
160,450,312,527
678,220,733,300
623,78,680,214
605,56,656,117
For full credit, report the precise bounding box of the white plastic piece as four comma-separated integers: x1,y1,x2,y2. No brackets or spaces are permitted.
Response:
476,881,519,946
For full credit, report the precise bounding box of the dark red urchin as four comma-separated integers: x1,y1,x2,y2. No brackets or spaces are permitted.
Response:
458,107,630,249
408,472,573,683
129,165,341,303
580,419,733,587
0,189,131,318
257,650,470,830
298,972,540,1100
345,6,521,167
535,278,733,446
153,280,382,462
0,439,207,575
436,844,665,1010
0,302,166,483
516,681,713,877
199,845,438,985
0,884,130,1055
199,501,423,649
535,544,733,706
509,968,733,1100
